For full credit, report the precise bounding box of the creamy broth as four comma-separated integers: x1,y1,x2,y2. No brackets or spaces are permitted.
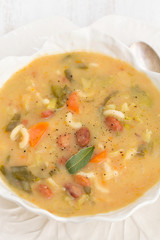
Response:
0,52,160,217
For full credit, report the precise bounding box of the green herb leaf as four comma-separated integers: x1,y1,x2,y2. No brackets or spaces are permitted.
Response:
5,113,21,132
65,146,94,174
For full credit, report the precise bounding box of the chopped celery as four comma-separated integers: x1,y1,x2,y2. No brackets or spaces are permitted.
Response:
11,166,36,182
77,63,88,69
81,78,93,91
20,180,32,193
103,91,118,107
6,155,11,162
52,85,64,98
137,142,153,156
84,186,91,194
51,85,70,108
1,165,36,193
124,123,131,130
5,113,21,132
0,165,6,175
47,98,57,110
64,69,73,81
49,165,59,176
131,85,153,107
77,194,89,208
64,195,75,207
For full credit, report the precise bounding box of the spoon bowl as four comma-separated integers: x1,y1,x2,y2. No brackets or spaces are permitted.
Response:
130,41,160,73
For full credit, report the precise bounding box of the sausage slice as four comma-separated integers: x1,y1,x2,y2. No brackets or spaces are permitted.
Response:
57,134,71,149
105,116,123,132
75,127,90,147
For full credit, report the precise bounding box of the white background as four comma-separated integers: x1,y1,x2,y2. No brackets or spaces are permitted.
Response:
0,0,160,36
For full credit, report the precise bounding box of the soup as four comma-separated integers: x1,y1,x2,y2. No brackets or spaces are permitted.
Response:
0,52,160,217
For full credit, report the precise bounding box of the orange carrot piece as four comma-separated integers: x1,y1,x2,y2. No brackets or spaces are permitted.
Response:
67,92,79,114
29,122,49,147
74,175,90,187
38,184,53,199
90,150,107,163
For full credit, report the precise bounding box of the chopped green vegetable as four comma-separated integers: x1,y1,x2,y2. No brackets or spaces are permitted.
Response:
49,166,59,176
77,194,89,208
0,165,6,175
63,54,72,62
84,186,91,194
47,98,57,110
64,69,73,81
65,146,95,174
131,85,152,107
20,180,32,193
52,85,70,108
103,91,118,107
11,166,36,182
52,85,64,98
0,165,36,193
77,63,88,69
6,155,11,162
81,78,93,91
137,142,153,156
5,113,21,132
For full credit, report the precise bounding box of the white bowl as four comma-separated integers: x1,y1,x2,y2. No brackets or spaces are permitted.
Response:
0,27,160,223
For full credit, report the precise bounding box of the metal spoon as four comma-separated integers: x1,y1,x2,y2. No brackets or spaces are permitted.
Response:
130,42,160,73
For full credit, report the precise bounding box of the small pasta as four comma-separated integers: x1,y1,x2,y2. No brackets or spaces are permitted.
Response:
66,112,82,129
103,109,125,119
10,124,29,149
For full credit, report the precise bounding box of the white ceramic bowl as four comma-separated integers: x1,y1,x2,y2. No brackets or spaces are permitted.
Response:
0,28,160,223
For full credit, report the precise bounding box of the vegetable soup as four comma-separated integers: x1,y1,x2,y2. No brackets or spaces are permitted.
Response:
0,52,160,217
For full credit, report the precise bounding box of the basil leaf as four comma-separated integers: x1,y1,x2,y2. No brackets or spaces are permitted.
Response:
65,146,94,174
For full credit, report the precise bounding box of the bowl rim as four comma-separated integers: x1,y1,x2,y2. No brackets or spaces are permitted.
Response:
0,26,160,223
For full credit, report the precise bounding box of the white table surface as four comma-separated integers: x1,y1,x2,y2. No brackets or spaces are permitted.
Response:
0,0,160,36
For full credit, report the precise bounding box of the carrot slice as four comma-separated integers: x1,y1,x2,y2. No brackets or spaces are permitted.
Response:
29,122,49,147
67,92,79,114
38,184,53,199
90,150,107,163
74,175,90,187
